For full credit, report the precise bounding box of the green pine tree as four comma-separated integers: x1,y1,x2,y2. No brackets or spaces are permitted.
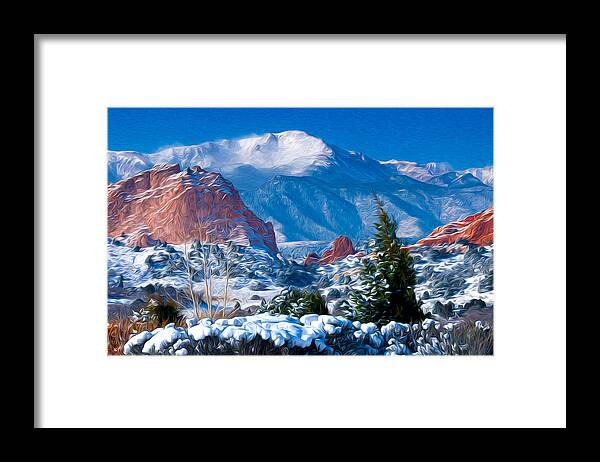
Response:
350,194,426,326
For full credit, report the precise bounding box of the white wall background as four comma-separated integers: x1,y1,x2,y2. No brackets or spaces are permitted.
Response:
36,36,566,428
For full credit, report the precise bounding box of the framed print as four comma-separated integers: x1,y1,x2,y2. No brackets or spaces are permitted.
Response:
35,35,566,428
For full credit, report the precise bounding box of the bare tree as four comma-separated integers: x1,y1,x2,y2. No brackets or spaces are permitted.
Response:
221,241,240,318
182,242,201,319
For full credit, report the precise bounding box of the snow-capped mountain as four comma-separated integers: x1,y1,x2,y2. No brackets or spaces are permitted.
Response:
380,160,455,183
109,130,389,190
381,159,494,187
107,151,151,184
427,171,486,188
108,130,493,242
463,166,494,186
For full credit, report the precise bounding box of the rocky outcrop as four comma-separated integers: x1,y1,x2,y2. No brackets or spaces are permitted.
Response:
107,163,278,253
303,252,320,266
304,236,355,265
319,236,355,264
413,207,493,248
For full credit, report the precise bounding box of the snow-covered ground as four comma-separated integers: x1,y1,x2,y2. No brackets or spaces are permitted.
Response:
124,313,492,356
108,239,362,316
108,241,287,314
108,239,493,326
277,240,330,261
412,245,494,315
110,239,494,355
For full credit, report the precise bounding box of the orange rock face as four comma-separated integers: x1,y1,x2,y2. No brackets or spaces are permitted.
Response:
320,236,355,264
304,236,355,265
107,163,278,253
414,207,493,248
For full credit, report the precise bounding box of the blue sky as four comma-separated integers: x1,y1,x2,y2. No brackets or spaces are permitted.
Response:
108,108,493,169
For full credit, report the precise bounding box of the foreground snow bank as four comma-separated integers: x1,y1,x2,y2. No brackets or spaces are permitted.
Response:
123,313,492,356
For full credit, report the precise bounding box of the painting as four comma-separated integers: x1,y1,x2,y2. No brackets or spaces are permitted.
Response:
107,108,493,355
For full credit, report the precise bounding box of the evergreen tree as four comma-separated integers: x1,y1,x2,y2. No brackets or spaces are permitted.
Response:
350,194,426,325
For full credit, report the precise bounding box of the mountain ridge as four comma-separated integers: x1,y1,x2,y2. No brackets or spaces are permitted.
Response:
109,130,391,189
380,159,493,186
108,131,493,241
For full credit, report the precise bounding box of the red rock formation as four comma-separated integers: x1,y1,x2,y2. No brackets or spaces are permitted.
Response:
303,252,320,266
303,236,355,265
413,207,493,248
320,236,355,264
107,163,278,253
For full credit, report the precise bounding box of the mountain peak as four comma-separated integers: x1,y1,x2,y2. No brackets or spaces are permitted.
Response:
254,130,331,155
273,129,313,138
108,130,391,187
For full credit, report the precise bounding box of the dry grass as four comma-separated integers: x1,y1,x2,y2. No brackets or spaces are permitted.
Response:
451,320,494,355
407,319,494,355
107,315,187,356
107,301,245,355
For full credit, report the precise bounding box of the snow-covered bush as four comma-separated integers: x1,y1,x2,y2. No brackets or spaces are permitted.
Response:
121,313,492,356
143,295,183,324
